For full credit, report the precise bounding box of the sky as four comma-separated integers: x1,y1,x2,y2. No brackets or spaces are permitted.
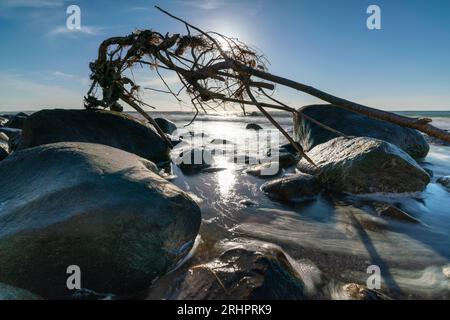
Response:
0,0,449,112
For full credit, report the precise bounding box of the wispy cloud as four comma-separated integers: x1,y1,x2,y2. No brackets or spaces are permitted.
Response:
53,71,90,86
177,0,226,10
47,25,103,37
0,73,83,110
0,0,65,8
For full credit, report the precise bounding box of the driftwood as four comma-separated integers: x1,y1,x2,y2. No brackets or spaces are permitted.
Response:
85,6,450,166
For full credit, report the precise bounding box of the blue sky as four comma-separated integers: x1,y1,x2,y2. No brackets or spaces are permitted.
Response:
0,0,449,112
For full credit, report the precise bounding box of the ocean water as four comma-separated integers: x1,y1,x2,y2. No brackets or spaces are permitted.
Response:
141,110,450,299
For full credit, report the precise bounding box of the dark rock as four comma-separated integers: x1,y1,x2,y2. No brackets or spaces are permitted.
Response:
155,117,177,135
437,176,450,189
0,283,42,300
279,152,299,167
239,199,257,206
298,137,430,194
18,109,170,164
147,239,307,300
246,123,263,130
0,142,201,299
261,173,322,201
295,104,430,160
175,148,213,173
6,112,28,129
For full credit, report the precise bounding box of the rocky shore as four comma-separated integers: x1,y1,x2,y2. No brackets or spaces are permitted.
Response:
1,106,449,300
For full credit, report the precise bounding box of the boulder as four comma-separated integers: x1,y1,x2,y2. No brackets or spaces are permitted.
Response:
6,112,28,129
18,109,170,164
175,148,213,173
147,239,307,300
246,123,263,130
0,142,201,298
261,173,322,201
298,137,430,194
295,104,429,159
155,117,177,135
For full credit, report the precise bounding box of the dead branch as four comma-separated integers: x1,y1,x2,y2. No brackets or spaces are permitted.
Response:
84,6,450,162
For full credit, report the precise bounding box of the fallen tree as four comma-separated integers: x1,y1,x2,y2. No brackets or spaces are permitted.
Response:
85,6,450,167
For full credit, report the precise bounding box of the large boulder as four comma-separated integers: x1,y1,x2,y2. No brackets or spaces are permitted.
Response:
154,117,177,135
147,239,307,300
295,105,429,159
298,137,430,194
0,142,201,299
19,109,170,164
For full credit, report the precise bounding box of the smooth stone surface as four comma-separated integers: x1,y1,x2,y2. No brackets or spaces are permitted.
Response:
245,162,281,177
261,173,322,201
298,137,430,194
19,109,170,163
0,142,201,298
295,104,430,159
155,117,177,135
147,239,307,300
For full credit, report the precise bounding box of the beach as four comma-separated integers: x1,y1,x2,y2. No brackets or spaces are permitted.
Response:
142,110,450,299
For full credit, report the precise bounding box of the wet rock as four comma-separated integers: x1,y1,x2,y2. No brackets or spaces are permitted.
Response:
261,173,322,201
155,117,177,135
0,142,201,299
175,148,213,173
18,109,170,163
437,176,450,189
339,283,390,300
6,112,28,129
425,131,450,147
295,104,429,160
279,152,299,167
245,162,281,177
0,283,42,300
372,202,421,224
0,127,21,151
246,123,263,130
147,239,307,300
239,199,257,206
298,137,430,194
0,116,8,126
0,133,9,161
